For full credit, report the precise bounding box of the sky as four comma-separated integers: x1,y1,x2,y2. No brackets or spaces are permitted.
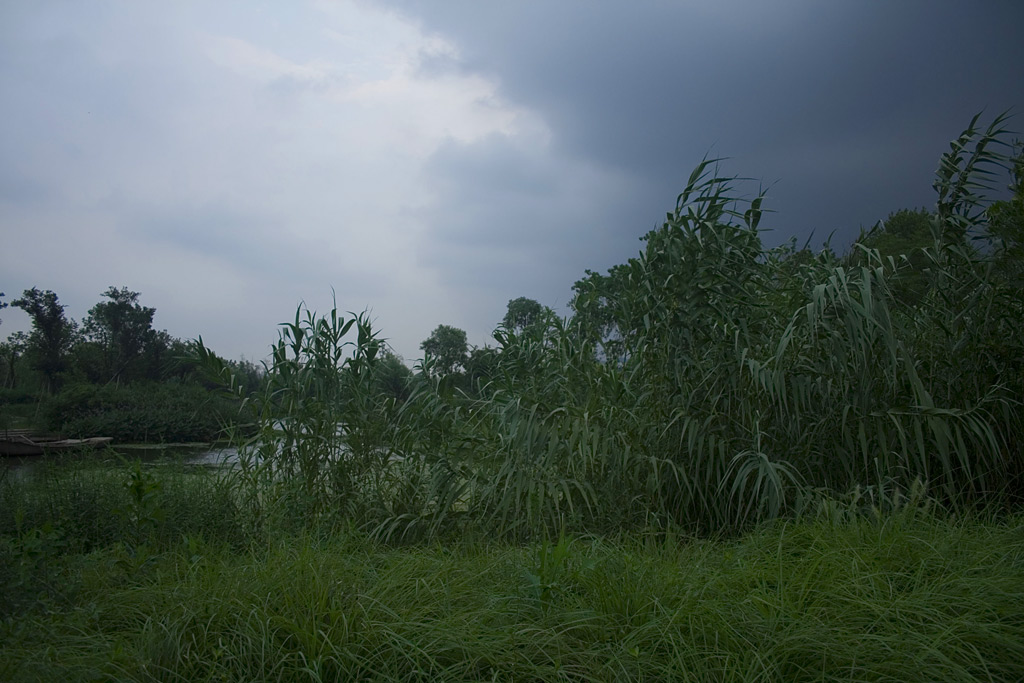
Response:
2,1,1022,364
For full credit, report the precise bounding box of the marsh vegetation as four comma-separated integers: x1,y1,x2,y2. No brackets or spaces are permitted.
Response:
2,115,1023,681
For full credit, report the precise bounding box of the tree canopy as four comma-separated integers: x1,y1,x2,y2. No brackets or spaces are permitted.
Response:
986,141,1024,284
12,288,76,393
501,297,550,334
420,324,468,376
0,330,28,389
848,207,934,304
82,286,157,383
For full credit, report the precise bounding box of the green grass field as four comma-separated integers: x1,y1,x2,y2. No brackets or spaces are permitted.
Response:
2,463,1022,682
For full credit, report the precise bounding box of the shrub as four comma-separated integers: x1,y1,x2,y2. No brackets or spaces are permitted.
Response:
42,380,239,443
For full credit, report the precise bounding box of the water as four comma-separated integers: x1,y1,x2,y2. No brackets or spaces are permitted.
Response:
1,443,241,479
116,444,241,467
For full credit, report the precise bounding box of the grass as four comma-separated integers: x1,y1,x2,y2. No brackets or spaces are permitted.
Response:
1,472,1022,682
3,115,1022,680
0,456,245,553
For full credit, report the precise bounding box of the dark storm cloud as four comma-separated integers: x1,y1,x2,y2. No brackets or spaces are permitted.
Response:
416,132,650,307
3,1,1020,361
388,0,1024,257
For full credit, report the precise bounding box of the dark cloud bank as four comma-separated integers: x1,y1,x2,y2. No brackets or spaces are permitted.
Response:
2,1,1021,361
398,0,1024,312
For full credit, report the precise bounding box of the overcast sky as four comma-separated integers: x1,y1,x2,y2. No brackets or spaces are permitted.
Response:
2,1,1022,364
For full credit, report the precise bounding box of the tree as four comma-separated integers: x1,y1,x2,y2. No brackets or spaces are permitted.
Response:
570,265,632,361
82,286,156,383
464,345,499,392
0,331,28,389
848,208,934,304
420,324,468,376
372,350,414,401
986,141,1024,285
12,288,76,393
141,330,184,381
501,297,550,334
0,291,7,328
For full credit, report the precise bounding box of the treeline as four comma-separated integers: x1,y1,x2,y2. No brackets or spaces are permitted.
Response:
196,114,1023,541
410,206,986,397
0,287,260,442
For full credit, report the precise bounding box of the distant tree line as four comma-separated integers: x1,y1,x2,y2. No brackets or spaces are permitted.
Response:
416,143,1022,396
0,286,262,442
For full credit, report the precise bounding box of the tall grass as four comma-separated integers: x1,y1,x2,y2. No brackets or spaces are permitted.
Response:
3,511,1022,681
0,456,244,554
189,113,1022,540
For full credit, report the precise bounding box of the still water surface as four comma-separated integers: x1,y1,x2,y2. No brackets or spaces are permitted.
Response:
1,444,240,479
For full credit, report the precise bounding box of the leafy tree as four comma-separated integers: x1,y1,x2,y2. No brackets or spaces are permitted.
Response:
82,286,156,383
71,337,106,384
140,329,176,381
0,291,7,328
12,288,77,393
986,141,1024,285
420,324,468,376
570,265,631,361
848,208,934,304
0,331,28,389
464,345,499,391
501,297,551,334
372,350,414,402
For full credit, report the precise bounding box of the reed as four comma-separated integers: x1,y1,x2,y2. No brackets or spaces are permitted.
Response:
187,114,1023,541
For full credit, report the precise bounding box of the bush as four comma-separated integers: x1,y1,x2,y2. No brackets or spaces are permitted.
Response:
42,380,239,443
0,387,35,406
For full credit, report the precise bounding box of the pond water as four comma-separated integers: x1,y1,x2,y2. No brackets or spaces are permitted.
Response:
116,444,240,467
1,443,241,478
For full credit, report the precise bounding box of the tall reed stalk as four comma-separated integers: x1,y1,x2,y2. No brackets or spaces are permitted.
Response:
197,114,1023,540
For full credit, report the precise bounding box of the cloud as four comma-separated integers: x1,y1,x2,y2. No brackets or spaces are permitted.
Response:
383,0,1024,244
416,131,644,292
1,0,1021,364
0,0,556,361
